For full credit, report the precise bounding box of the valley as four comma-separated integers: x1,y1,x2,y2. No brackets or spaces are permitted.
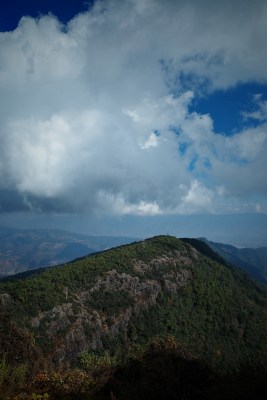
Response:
0,226,137,278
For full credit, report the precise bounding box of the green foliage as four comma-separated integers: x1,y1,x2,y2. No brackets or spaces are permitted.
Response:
25,370,94,398
200,237,267,285
1,235,267,399
92,335,267,400
79,351,117,377
88,289,133,313
0,355,28,400
0,236,184,319
0,355,8,389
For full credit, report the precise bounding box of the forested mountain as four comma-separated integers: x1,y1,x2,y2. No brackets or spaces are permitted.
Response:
1,225,266,288
0,235,266,399
199,237,267,285
0,226,137,277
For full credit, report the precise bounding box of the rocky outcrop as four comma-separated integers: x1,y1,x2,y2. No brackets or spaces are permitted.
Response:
2,234,266,385
133,249,195,274
27,255,192,365
1,237,197,369
163,269,192,292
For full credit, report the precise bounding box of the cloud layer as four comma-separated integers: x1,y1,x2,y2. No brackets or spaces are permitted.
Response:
1,0,267,215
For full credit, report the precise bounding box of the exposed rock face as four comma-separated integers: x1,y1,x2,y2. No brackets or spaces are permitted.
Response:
90,269,161,305
164,269,192,293
133,250,196,274
26,252,192,365
1,235,267,382
0,293,11,307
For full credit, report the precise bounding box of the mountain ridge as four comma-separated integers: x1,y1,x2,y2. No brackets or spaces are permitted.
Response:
0,225,138,278
199,237,267,285
0,235,267,399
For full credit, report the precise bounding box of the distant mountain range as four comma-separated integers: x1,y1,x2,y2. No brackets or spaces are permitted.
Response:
200,238,267,285
0,226,266,287
0,226,138,278
0,235,266,399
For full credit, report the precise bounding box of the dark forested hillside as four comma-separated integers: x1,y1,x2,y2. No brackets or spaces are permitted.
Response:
199,238,267,285
0,235,266,399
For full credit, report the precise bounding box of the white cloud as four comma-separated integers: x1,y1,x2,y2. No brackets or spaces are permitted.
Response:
241,95,267,122
98,191,162,216
225,128,267,161
0,0,267,216
182,180,213,208
0,16,82,87
140,133,159,150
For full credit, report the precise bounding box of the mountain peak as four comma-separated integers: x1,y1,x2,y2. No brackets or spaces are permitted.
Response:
1,235,267,399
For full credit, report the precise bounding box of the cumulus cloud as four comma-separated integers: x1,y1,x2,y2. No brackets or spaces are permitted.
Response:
0,0,267,216
241,95,267,122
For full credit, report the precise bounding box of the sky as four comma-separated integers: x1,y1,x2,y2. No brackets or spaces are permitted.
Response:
0,0,267,246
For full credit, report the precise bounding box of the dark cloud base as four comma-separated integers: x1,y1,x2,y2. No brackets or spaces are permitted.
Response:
0,190,74,213
0,0,267,245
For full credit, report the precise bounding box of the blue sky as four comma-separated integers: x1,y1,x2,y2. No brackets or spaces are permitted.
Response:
191,83,267,135
0,0,267,246
0,0,94,31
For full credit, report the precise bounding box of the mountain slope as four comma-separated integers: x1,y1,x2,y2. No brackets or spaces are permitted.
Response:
1,234,266,378
0,226,137,277
199,238,267,285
